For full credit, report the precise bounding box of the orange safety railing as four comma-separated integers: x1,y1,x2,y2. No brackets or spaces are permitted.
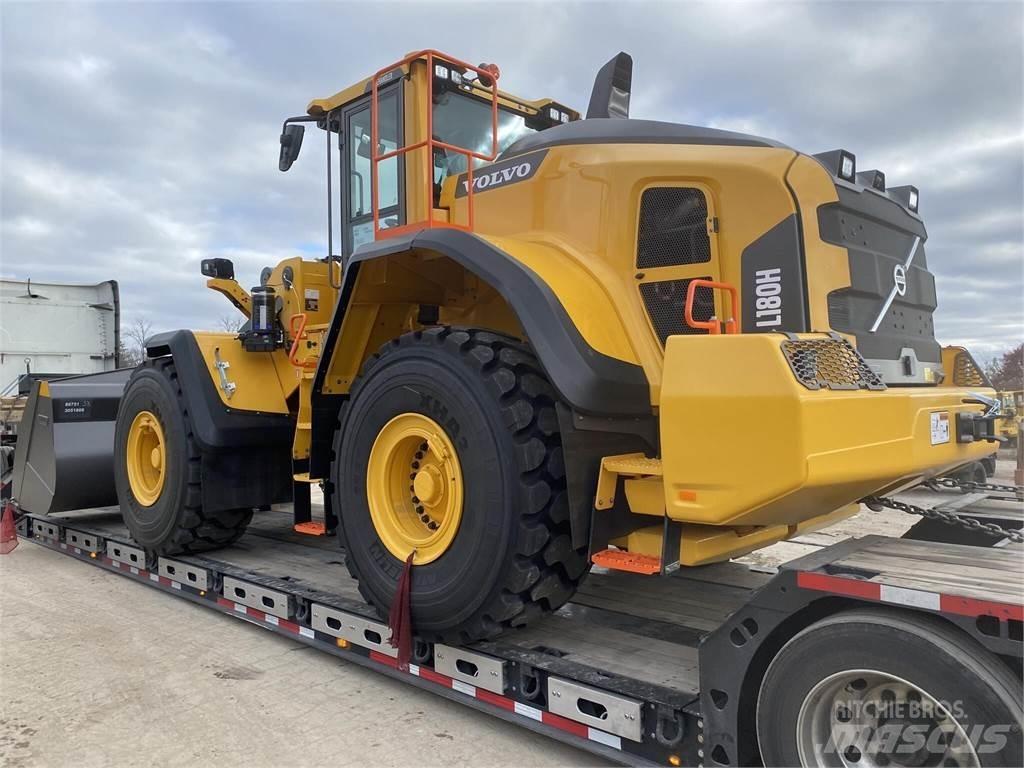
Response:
684,279,739,335
370,50,500,240
288,313,318,369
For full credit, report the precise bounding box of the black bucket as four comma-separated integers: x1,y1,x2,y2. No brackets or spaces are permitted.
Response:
10,369,131,514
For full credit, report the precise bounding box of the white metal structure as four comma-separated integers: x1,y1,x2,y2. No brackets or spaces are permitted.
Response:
0,279,120,393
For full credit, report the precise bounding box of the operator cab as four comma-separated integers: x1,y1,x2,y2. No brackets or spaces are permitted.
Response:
279,51,579,259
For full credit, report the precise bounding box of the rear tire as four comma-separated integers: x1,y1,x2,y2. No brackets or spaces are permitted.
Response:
333,327,589,642
757,608,1023,767
114,358,252,554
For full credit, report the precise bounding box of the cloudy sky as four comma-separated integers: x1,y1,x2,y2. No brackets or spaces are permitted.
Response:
2,1,1021,360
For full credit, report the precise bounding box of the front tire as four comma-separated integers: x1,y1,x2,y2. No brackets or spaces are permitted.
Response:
333,328,588,642
757,608,1023,767
114,358,252,554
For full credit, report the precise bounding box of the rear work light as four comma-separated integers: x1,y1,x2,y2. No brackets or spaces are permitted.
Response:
857,169,886,192
890,185,920,213
813,149,857,181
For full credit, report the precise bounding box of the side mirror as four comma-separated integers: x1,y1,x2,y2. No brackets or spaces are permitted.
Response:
279,124,305,172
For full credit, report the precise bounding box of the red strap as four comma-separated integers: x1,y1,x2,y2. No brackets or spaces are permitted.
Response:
388,551,415,670
0,501,19,555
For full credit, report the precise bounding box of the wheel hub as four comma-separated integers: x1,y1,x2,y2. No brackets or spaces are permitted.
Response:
126,410,166,507
366,413,464,565
413,465,443,507
796,669,979,768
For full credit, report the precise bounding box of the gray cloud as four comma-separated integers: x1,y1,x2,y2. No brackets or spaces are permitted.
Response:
1,1,1021,360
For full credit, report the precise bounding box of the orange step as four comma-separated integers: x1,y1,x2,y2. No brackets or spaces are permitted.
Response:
591,549,660,575
294,521,328,536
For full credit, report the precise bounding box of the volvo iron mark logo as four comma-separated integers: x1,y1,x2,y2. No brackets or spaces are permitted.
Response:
893,264,908,297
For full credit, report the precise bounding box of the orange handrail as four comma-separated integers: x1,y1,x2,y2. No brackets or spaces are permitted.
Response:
370,50,500,240
288,313,318,369
684,279,739,335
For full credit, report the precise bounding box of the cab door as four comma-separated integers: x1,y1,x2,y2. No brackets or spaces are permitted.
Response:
342,82,405,256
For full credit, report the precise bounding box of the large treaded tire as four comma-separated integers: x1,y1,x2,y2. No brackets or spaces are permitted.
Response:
113,358,252,554
332,327,589,643
757,608,1023,767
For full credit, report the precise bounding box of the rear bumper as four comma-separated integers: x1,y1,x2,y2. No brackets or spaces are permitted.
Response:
660,333,998,529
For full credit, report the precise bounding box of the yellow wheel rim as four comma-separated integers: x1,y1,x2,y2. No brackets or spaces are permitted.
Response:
126,410,166,507
367,413,464,565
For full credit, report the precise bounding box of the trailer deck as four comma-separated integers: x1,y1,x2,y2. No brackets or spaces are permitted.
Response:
15,501,1024,767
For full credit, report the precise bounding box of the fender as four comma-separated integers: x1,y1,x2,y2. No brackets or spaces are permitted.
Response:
312,229,650,416
308,230,653,539
145,330,294,511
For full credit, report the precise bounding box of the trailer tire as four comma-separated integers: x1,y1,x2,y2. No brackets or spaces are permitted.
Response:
114,358,252,554
333,327,589,642
756,608,1022,767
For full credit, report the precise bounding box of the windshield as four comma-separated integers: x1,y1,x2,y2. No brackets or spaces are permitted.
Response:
431,90,537,181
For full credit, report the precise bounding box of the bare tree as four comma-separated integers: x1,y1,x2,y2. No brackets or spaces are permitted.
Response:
219,314,245,334
122,317,154,368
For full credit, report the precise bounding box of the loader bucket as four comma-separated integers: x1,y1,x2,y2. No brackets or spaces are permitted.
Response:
10,369,131,514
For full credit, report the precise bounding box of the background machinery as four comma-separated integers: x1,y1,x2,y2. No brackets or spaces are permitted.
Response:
996,390,1022,446
12,50,1004,644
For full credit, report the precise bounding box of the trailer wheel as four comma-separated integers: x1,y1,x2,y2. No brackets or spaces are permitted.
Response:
333,327,588,642
756,608,1022,767
114,358,252,554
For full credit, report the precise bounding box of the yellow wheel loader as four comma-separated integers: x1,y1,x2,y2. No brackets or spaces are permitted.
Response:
13,50,1002,643
996,390,1022,446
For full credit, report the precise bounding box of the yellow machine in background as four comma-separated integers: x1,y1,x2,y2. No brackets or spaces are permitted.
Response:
77,50,1001,641
997,390,1022,445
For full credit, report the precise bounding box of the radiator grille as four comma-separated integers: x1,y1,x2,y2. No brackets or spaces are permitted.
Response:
781,337,887,391
637,188,711,269
639,278,713,345
951,350,990,387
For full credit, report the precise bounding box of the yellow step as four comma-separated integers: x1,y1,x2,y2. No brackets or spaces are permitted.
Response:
602,455,662,477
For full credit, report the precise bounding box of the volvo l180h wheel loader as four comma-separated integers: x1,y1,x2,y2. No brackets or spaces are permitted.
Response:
12,50,1003,643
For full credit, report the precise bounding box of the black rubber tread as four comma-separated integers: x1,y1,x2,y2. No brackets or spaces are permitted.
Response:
757,607,1023,767
334,327,590,642
115,358,252,554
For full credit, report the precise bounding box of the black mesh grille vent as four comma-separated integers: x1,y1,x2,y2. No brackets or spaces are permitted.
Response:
639,278,714,345
781,337,886,391
637,188,711,269
952,350,990,387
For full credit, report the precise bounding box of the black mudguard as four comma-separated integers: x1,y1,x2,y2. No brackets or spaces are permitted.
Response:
144,331,295,512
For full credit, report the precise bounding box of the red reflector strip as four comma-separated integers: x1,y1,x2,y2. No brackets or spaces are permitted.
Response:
542,710,589,738
418,666,451,686
940,594,1024,621
370,650,398,668
476,688,514,711
798,571,1022,621
216,597,234,609
797,571,881,600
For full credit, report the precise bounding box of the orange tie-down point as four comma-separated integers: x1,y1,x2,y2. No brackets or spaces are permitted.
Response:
591,549,661,575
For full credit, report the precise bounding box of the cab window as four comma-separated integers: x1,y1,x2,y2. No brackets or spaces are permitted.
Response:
347,89,400,251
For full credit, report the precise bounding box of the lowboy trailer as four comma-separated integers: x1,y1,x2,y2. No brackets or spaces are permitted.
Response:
13,497,1023,767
